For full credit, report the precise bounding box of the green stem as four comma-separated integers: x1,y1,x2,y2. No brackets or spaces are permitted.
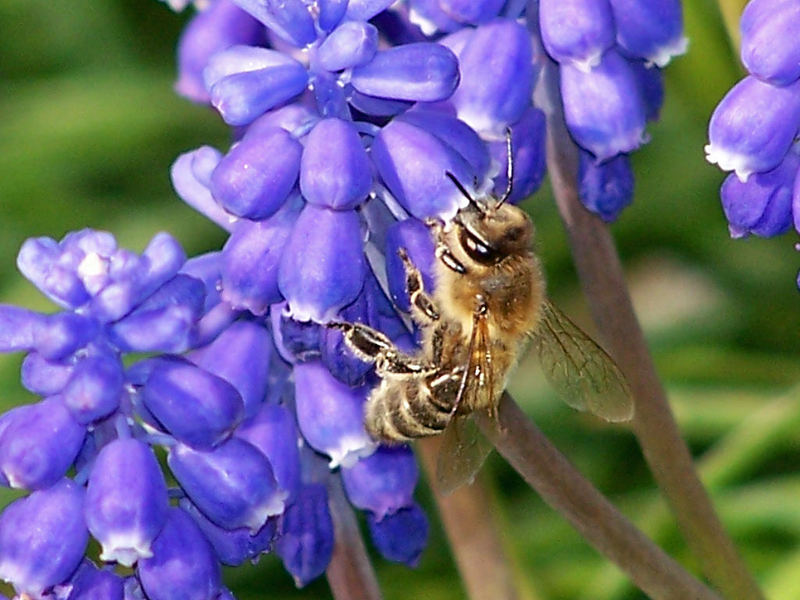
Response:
538,58,764,600
714,0,747,53
478,394,722,600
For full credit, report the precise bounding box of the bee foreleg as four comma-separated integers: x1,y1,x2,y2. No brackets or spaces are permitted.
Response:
397,247,440,323
328,321,393,362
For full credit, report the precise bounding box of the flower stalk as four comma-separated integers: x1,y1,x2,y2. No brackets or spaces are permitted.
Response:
478,394,722,600
538,60,764,600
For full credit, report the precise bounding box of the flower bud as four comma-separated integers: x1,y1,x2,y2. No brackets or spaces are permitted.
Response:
294,360,376,467
108,274,205,353
366,503,428,567
180,500,276,566
64,561,124,600
385,218,435,312
17,237,89,308
408,0,461,34
276,484,334,587
318,0,347,31
235,403,302,501
210,127,302,219
578,151,634,222
342,445,417,519
170,147,235,232
350,43,459,102
539,0,614,71
720,150,798,238
206,46,309,126
21,352,73,395
221,196,301,315
609,0,688,67
278,205,366,323
230,0,315,47
372,119,473,220
189,320,271,419
168,438,286,532
0,479,88,598
300,118,372,210
317,21,379,71
345,0,395,21
142,356,244,449
447,19,535,135
706,76,800,180
138,508,222,600
741,1,800,86
176,0,265,103
34,312,97,361
561,49,647,161
84,438,169,567
62,353,124,424
439,0,504,24
0,397,85,490
0,305,39,352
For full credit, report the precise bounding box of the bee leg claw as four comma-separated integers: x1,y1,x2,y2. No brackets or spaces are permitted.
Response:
333,321,393,362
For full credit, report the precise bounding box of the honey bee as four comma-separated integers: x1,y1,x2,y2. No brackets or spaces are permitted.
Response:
332,136,633,493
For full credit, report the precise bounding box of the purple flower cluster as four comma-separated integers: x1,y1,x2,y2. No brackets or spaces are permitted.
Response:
706,0,800,244
0,1,686,598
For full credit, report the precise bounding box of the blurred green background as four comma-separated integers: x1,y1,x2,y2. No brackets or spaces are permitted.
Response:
0,1,798,598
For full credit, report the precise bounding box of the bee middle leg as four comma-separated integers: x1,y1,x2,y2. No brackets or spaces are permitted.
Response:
424,218,466,275
397,247,440,325
328,321,432,377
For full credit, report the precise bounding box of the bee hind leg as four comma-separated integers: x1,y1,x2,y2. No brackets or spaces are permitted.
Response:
397,247,440,324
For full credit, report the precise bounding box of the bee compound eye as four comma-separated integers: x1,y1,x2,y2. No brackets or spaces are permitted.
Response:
458,227,501,265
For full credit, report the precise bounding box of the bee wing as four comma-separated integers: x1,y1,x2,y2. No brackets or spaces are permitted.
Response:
435,414,493,495
530,300,634,422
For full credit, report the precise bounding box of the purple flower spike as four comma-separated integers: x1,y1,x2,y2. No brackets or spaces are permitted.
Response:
235,403,302,501
342,445,418,520
171,147,235,231
372,119,473,220
138,508,221,600
561,49,647,161
0,305,40,352
211,127,302,220
578,151,635,222
85,439,169,567
385,218,435,312
65,561,124,600
609,0,688,67
278,204,366,323
350,43,460,102
294,360,376,467
62,353,124,424
142,356,244,449
168,438,286,532
447,19,535,135
366,503,428,567
741,1,800,86
21,352,73,395
539,0,615,71
0,397,84,490
206,46,309,126
276,484,334,587
300,118,372,210
721,151,799,238
0,479,88,598
175,0,266,103
706,76,800,180
489,107,547,203
189,320,271,419
317,21,379,72
221,197,301,315
180,500,276,567
231,0,316,47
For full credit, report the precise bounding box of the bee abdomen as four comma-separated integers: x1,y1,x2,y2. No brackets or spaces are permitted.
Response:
365,379,451,442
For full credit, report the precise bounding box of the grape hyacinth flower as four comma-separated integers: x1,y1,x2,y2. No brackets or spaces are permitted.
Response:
706,0,800,282
0,0,690,597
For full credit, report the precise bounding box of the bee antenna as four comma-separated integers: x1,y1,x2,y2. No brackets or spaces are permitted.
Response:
445,171,487,215
496,126,514,208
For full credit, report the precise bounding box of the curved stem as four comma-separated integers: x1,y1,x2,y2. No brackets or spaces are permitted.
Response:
417,437,525,600
325,475,383,600
537,59,764,600
478,394,722,600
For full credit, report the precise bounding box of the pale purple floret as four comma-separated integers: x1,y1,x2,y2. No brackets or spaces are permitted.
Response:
62,560,125,600
608,0,688,67
342,445,418,520
741,0,800,86
539,0,615,72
